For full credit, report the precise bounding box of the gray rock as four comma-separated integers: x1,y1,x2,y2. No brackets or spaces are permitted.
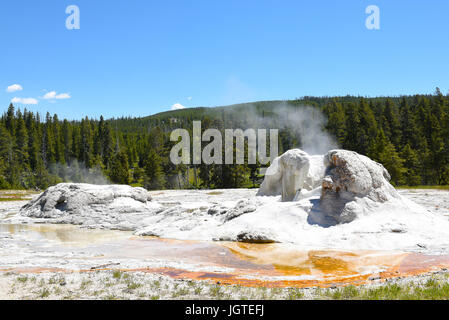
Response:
236,230,276,243
207,206,228,216
390,228,406,233
224,199,257,221
315,150,400,225
137,230,160,237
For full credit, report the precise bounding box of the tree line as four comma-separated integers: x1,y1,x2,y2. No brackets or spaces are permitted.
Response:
1,88,448,190
323,89,449,186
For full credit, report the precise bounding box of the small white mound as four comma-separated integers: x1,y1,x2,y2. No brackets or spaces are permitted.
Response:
21,183,152,217
16,183,157,231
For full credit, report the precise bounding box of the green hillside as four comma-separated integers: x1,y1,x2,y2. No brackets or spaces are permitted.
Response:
1,89,448,190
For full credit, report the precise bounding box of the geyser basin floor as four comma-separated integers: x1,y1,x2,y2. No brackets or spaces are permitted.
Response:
2,188,449,289
2,222,449,288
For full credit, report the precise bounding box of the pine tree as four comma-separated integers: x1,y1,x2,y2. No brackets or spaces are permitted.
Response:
26,112,40,171
0,124,12,188
79,117,93,167
344,102,361,152
102,122,114,166
400,144,421,186
61,119,72,163
399,98,419,148
372,129,405,185
42,112,56,166
14,109,29,166
108,150,130,184
143,149,166,190
5,103,15,135
326,101,346,146
52,114,65,164
382,99,402,147
358,98,378,156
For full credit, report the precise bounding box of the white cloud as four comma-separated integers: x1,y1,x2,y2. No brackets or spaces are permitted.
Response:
187,97,192,101
55,93,71,99
43,91,56,99
43,91,71,100
171,103,186,110
6,84,23,92
11,97,38,105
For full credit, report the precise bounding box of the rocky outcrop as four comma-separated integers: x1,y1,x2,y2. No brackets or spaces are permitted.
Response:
257,149,326,201
315,150,400,224
322,150,397,202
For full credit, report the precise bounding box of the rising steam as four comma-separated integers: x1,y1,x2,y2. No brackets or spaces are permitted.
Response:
217,102,338,155
49,159,110,185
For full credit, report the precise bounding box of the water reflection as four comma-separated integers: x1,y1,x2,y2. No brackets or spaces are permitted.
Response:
0,223,130,246
220,242,409,278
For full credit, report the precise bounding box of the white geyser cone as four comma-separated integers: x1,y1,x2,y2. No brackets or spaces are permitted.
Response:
258,149,402,225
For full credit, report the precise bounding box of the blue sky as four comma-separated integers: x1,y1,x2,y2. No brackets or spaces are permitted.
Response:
1,0,448,120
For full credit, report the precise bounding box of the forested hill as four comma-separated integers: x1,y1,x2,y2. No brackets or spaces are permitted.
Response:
1,89,449,190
